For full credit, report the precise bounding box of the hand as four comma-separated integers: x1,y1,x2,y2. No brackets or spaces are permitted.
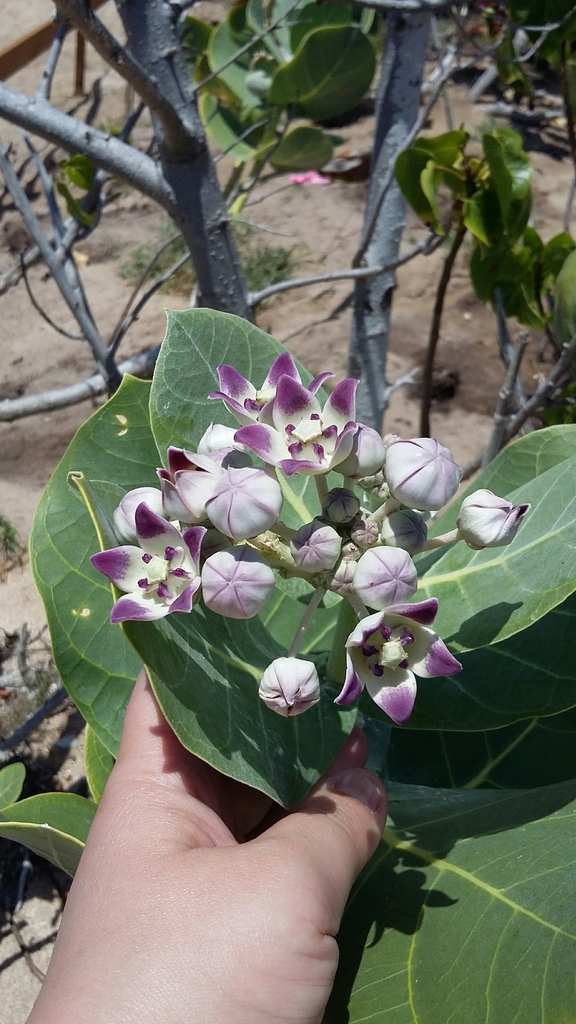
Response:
28,670,387,1024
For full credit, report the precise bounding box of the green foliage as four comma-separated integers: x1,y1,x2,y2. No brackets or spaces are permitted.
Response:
0,792,96,876
396,126,575,330
57,154,98,227
0,763,25,809
85,724,115,802
269,125,333,171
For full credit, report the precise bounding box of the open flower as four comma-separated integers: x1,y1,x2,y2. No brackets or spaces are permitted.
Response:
113,486,166,543
91,503,205,623
209,353,332,426
235,375,358,476
259,657,321,716
457,489,530,549
334,598,461,724
157,446,222,523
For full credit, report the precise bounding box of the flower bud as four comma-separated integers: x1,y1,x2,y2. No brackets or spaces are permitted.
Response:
113,487,166,542
354,546,417,610
349,516,379,549
201,545,275,619
205,467,282,540
197,423,253,470
290,521,341,572
356,470,386,494
336,426,386,479
384,437,462,511
456,489,530,549
258,657,321,716
380,509,428,554
321,487,360,524
329,557,357,597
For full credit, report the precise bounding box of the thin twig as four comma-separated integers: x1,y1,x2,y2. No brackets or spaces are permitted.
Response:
564,175,576,234
482,333,530,466
36,22,69,102
107,231,183,349
234,219,295,238
420,224,467,436
250,234,441,306
8,920,46,983
0,689,68,763
494,287,529,420
20,257,84,340
109,251,191,356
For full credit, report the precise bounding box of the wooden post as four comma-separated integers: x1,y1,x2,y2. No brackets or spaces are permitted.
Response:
74,31,85,95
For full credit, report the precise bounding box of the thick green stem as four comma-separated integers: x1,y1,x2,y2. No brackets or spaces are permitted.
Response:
325,598,358,687
287,588,326,658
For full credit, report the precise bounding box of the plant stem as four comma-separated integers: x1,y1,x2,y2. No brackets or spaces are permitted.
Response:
366,497,401,527
420,224,467,436
325,598,358,687
560,42,576,213
315,476,328,503
287,588,326,658
419,528,460,550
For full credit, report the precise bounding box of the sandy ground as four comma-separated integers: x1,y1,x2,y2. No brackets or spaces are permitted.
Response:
0,1,572,1019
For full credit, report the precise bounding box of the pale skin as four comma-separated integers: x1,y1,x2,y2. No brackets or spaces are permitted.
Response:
28,670,387,1024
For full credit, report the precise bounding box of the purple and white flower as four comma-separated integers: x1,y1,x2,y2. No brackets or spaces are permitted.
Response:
234,375,358,476
197,424,252,469
336,425,387,479
380,509,428,554
457,489,530,549
113,486,166,543
91,503,204,623
157,446,222,523
384,437,463,511
209,353,332,426
259,657,321,716
290,520,342,572
353,546,418,610
201,545,275,619
335,598,461,724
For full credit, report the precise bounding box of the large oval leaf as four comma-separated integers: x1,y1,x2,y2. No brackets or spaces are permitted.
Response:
0,792,96,876
270,26,375,120
30,376,159,754
85,724,115,802
324,785,576,1023
0,762,25,808
270,125,333,171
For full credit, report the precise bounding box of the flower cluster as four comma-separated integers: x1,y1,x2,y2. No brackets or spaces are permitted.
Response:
91,354,530,725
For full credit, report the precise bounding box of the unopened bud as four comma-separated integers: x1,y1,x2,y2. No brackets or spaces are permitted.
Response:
290,521,341,572
356,470,386,493
380,509,428,554
258,657,321,716
336,425,386,479
205,467,282,540
321,488,360,524
384,437,462,511
350,516,379,549
201,545,275,619
113,487,166,542
457,489,530,549
354,546,417,610
329,557,357,597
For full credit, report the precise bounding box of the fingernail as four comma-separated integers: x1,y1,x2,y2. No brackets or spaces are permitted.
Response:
330,769,385,814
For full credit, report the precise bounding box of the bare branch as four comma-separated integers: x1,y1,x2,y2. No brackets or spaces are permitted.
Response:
109,251,191,356
54,0,188,151
36,21,69,102
482,332,530,466
479,101,564,124
249,234,441,306
107,231,183,350
494,287,530,424
20,257,84,339
0,346,161,422
0,82,176,213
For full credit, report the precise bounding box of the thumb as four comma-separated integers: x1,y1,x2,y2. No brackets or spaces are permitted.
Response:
259,767,387,933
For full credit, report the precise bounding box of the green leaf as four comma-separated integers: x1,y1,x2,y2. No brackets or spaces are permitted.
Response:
470,239,543,327
208,19,261,108
30,376,159,754
0,793,96,876
385,706,576,789
554,247,576,347
415,427,576,650
85,724,115,802
199,92,258,161
290,2,351,51
269,26,375,120
270,125,333,171
392,591,576,731
414,129,469,167
325,791,576,1024
542,231,575,281
463,188,500,245
124,604,355,807
182,14,214,57
419,159,443,235
395,148,437,225
148,309,323,530
0,762,25,809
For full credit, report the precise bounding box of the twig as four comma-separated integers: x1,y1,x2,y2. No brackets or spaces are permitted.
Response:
15,624,36,690
482,333,530,466
249,234,441,306
108,251,191,356
8,920,46,983
234,219,295,238
14,852,33,916
431,16,453,129
36,22,69,102
107,231,183,349
20,257,84,340
494,287,529,420
246,182,295,208
420,224,467,436
354,46,459,266
479,101,564,124
0,689,68,763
